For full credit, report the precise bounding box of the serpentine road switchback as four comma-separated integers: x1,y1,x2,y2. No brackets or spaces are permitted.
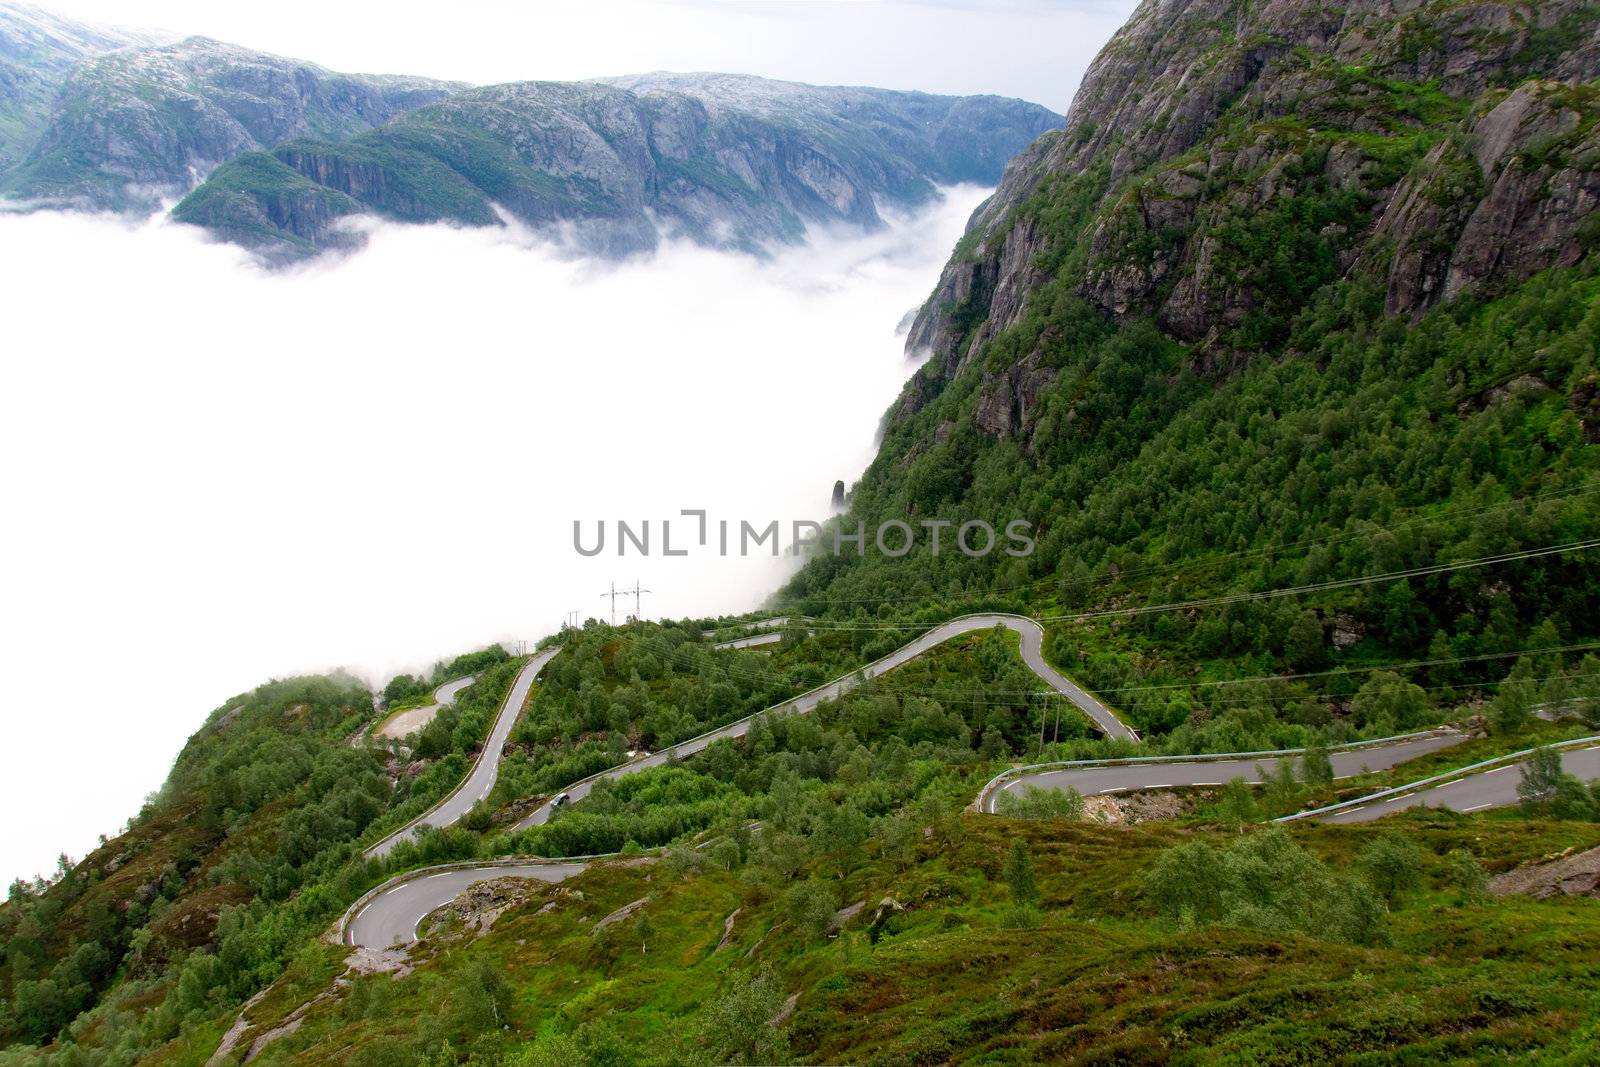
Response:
373,674,476,741
509,614,1137,834
341,614,1594,949
365,647,561,860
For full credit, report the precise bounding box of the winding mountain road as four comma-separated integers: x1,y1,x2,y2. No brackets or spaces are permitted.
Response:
344,861,587,948
373,675,477,741
511,614,1134,833
365,647,560,860
345,614,1128,945
339,613,1584,950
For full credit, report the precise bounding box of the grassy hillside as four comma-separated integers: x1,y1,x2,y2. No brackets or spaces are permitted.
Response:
2,618,1598,1063
129,808,1600,1065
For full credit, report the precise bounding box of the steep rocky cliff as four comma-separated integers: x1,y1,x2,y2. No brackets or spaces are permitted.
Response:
171,75,1061,260
900,0,1600,438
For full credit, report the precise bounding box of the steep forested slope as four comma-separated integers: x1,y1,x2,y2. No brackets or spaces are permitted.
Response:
784,0,1600,744
5,2,1600,1064
0,6,1060,261
0,3,165,170
0,648,514,1059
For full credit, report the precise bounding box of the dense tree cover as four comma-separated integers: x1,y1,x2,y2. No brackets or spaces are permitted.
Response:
0,650,524,1059
489,619,951,813
0,618,1069,1062
4,611,1597,1063
0,675,375,1045
496,627,1038,860
781,146,1600,747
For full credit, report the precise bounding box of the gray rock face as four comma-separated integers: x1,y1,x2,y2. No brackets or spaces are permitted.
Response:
0,2,167,169
900,0,1600,437
171,74,1062,261
1,32,461,210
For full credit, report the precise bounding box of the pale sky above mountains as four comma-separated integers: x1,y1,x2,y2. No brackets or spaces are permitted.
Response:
26,0,1137,112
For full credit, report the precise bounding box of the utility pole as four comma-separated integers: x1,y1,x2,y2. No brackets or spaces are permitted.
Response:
1036,693,1048,760
563,610,580,630
626,579,652,622
602,582,625,626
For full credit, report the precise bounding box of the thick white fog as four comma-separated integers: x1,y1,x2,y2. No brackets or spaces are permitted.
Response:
0,186,989,886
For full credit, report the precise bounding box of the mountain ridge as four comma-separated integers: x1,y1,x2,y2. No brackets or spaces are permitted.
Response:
0,30,464,212
0,5,1062,260
0,2,168,169
170,74,1061,260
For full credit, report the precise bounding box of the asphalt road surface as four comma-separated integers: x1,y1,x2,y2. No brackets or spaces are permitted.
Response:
1318,741,1600,823
345,862,586,948
701,616,791,638
375,674,476,741
714,630,784,650
512,613,1135,831
365,647,559,859
347,614,1129,946
342,616,1583,949
984,731,1468,813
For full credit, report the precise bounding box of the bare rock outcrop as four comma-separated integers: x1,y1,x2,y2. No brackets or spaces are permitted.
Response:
895,0,1600,442
1491,845,1600,899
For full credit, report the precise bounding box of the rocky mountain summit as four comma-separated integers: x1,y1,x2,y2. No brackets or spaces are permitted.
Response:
171,74,1060,260
899,0,1600,440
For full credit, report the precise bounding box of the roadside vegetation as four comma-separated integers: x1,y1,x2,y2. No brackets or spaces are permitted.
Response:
108,812,1600,1065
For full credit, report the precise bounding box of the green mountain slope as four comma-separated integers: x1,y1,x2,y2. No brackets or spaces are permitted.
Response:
39,618,1597,1065
781,0,1600,749
0,647,516,1059
5,0,1600,1063
0,7,1059,260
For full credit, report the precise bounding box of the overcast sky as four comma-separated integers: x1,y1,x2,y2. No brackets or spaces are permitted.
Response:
28,0,1136,112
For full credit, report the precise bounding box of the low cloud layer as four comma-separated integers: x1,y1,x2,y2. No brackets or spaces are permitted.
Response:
0,188,988,885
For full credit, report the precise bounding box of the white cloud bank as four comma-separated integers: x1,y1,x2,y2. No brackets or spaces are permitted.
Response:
0,186,989,885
